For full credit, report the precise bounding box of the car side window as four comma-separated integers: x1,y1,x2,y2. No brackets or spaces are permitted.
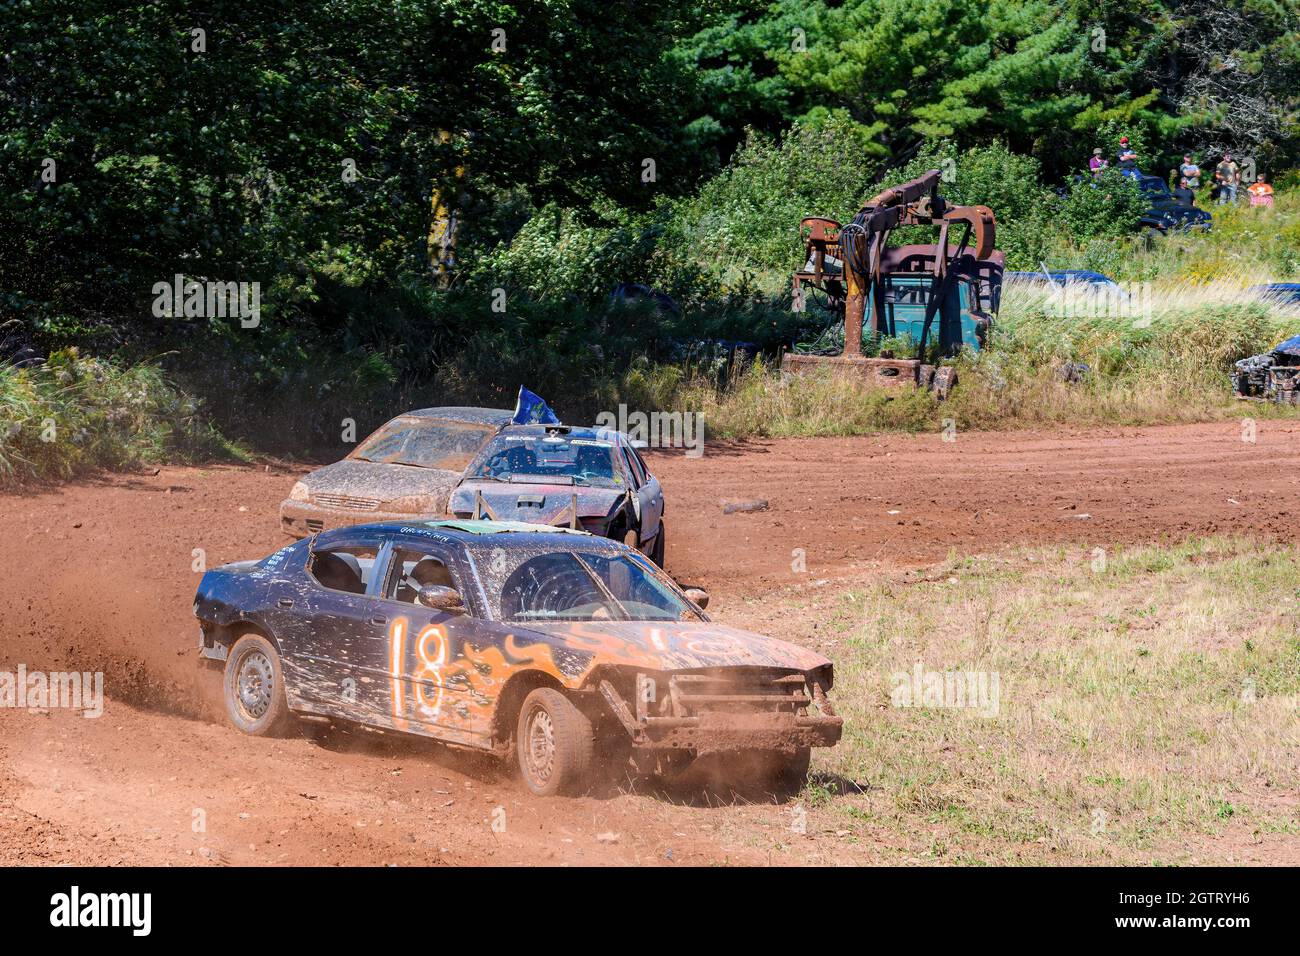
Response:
384,548,462,605
620,446,643,488
630,445,653,482
307,546,379,595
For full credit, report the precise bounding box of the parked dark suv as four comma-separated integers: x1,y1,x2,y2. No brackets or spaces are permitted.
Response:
1135,174,1212,234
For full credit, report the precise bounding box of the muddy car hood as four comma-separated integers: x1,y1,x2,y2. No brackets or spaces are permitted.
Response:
450,479,623,523
514,620,831,673
302,459,461,511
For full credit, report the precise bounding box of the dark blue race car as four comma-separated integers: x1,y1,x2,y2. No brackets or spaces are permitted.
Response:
194,520,841,795
1135,174,1212,233
1248,283,1300,307
1004,269,1122,289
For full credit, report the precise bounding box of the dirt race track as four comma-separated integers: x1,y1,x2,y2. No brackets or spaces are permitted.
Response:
2,421,1298,865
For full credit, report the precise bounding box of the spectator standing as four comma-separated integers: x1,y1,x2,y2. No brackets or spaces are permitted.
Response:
1215,153,1240,204
1172,178,1195,206
1177,154,1201,189
1117,137,1138,170
1088,148,1108,177
1248,174,1274,207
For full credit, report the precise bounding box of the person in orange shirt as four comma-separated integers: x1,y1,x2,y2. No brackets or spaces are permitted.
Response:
1248,174,1275,207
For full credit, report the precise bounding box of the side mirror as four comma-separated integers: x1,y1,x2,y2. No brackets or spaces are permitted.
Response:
418,585,465,613
684,587,710,610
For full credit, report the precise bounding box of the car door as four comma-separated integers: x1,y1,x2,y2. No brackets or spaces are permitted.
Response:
274,534,391,720
372,540,489,744
624,441,664,544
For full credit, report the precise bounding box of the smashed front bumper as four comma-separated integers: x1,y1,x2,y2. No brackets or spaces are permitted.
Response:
597,670,843,754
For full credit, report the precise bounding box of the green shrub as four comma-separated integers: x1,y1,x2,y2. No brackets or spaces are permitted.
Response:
659,115,878,289
0,349,231,486
1057,170,1148,241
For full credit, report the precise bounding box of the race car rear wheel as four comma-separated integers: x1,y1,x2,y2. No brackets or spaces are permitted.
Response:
224,633,292,737
516,688,594,797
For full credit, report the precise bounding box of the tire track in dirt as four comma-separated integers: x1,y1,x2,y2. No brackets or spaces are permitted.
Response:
655,421,1300,594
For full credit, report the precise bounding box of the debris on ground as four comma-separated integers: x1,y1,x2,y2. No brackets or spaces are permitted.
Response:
1232,335,1300,404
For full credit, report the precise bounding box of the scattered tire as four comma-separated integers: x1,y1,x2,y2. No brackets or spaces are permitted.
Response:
516,688,595,797
223,633,293,737
932,366,958,401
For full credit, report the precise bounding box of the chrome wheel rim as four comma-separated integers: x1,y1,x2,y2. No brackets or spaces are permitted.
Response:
236,649,274,720
524,707,555,785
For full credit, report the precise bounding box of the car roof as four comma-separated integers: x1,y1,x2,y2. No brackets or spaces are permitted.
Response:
489,423,626,444
313,518,618,548
1005,270,1115,284
401,406,514,424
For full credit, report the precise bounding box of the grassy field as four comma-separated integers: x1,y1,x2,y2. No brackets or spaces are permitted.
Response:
7,187,1300,472
646,184,1300,440
1044,188,1300,285
725,538,1300,864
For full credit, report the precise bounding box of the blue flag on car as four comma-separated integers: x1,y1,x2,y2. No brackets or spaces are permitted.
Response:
512,386,560,425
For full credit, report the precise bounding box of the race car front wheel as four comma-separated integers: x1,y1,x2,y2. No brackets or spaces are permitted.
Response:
224,633,293,737
516,688,595,797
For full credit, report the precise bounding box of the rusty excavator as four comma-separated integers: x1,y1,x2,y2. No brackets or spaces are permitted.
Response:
784,168,1004,396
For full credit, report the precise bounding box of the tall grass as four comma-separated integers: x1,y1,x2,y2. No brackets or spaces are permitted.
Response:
949,277,1300,428
1022,189,1300,284
0,349,232,487
655,280,1300,437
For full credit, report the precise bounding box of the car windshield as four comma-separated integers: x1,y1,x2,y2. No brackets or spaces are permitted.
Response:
473,546,698,622
353,418,497,470
468,433,622,489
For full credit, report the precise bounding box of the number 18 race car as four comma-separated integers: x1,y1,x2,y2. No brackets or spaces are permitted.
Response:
194,520,842,795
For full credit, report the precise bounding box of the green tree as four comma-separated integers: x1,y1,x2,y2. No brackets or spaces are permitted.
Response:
679,0,1189,178
0,0,705,344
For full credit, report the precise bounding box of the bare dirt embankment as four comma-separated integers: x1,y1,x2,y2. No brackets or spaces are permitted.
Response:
2,421,1297,865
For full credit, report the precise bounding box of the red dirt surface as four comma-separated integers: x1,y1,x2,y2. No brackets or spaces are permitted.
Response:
2,421,1298,865
664,421,1300,593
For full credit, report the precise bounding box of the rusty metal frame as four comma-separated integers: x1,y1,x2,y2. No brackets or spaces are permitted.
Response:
793,169,998,360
